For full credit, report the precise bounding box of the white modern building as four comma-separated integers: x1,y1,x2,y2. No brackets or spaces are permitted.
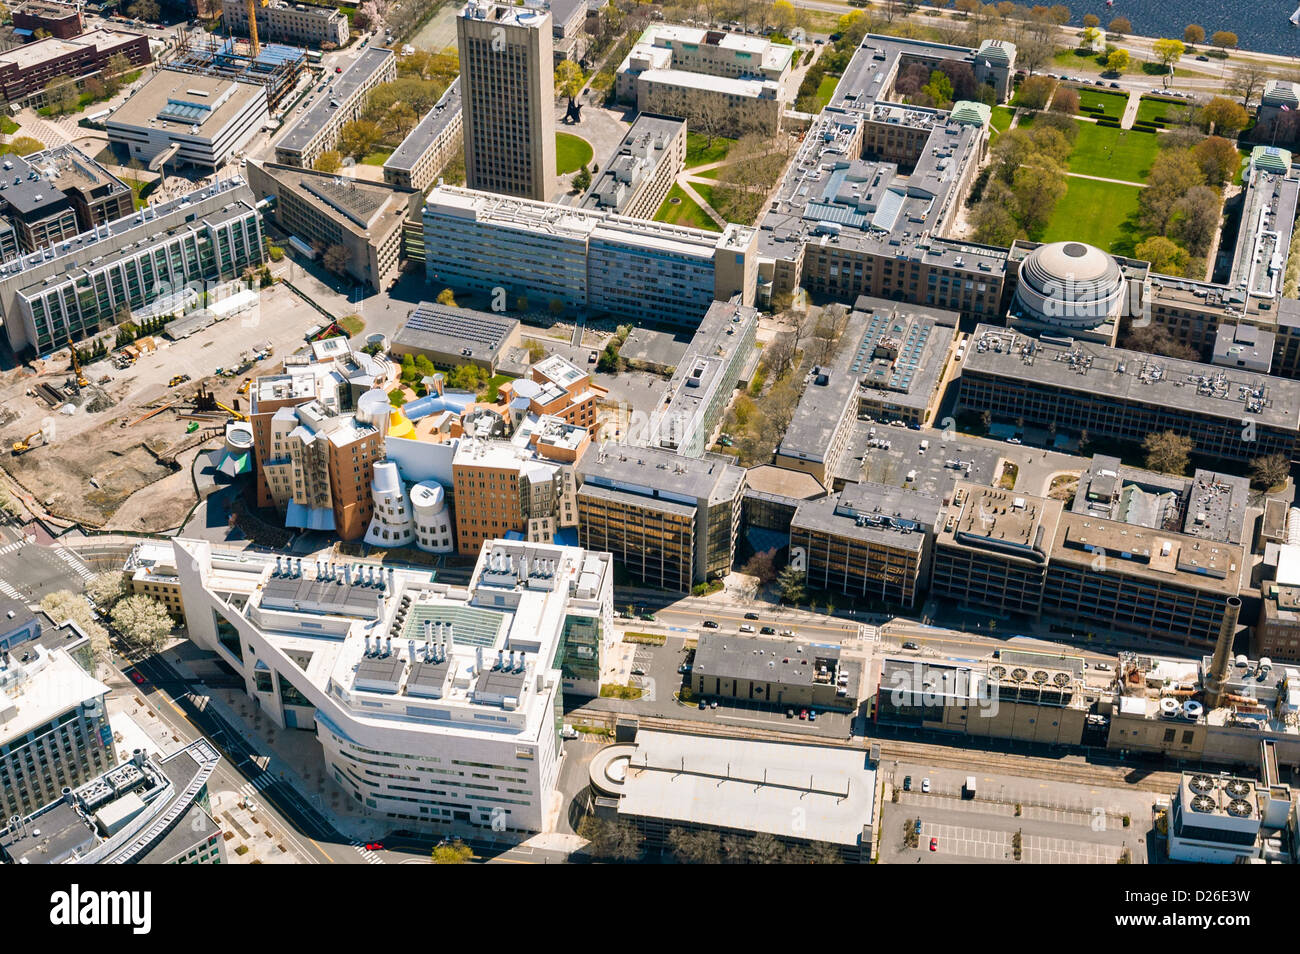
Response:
0,644,115,820
411,481,455,553
106,69,269,170
174,537,615,832
423,184,757,325
1168,771,1265,863
364,460,415,549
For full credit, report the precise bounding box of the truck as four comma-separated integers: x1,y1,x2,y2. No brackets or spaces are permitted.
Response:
963,776,977,799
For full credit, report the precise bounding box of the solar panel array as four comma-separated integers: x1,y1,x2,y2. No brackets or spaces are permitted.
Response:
849,311,931,393
403,304,513,348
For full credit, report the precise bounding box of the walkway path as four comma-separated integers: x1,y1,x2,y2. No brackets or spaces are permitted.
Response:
1066,170,1147,188
1119,89,1141,130
676,176,728,229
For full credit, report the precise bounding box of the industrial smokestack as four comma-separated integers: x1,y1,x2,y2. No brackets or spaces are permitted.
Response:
1204,596,1242,708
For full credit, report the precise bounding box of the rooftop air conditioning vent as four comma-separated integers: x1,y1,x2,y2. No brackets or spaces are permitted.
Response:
1189,774,1216,795
1227,798,1253,818
1053,672,1070,687
1224,779,1251,799
989,665,1007,680
1032,669,1049,685
1010,668,1028,682
1190,794,1217,813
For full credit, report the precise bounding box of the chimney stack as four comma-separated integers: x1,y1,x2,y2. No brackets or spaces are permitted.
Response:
1204,596,1242,708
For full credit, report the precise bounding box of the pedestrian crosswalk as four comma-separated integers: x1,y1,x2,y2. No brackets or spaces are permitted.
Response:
57,546,95,583
0,538,27,556
351,841,385,864
0,577,20,601
237,774,275,800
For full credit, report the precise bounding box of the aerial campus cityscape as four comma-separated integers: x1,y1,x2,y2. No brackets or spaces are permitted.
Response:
0,0,1299,889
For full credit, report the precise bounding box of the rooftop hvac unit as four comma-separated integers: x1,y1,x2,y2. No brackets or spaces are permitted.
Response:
1031,669,1049,685
1227,799,1253,818
1159,697,1181,719
1190,794,1217,813
1224,778,1252,799
1189,774,1216,795
989,665,1007,680
1010,668,1028,683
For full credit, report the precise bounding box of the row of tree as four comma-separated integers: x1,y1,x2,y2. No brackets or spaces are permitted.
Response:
577,816,845,863
969,110,1078,245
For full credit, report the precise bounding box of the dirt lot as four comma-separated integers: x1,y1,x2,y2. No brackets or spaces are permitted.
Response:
0,284,327,530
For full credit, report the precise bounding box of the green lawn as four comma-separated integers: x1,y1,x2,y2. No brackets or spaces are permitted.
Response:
1135,95,1187,125
811,73,840,112
1035,178,1143,255
990,105,1015,133
555,132,593,174
0,117,18,135
1052,47,1210,79
1074,87,1127,119
361,148,393,166
693,180,717,209
685,131,735,168
654,184,719,232
1066,120,1160,183
120,176,152,210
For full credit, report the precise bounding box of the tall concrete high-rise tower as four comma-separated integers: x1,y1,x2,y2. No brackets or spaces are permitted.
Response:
456,1,556,200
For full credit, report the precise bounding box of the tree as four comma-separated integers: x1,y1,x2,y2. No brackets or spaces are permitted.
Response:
41,590,110,666
1015,74,1056,110
2,136,46,157
86,572,128,612
1135,235,1190,276
1081,13,1099,28
1250,454,1291,491
323,244,351,276
776,564,806,605
971,197,1020,246
1170,185,1222,257
1191,135,1242,184
1228,65,1268,108
1122,323,1199,361
1011,160,1067,232
742,548,779,585
1080,26,1100,50
668,827,724,863
313,150,343,173
1198,96,1249,135
338,119,383,159
1105,49,1130,75
103,53,133,96
1143,430,1194,475
44,76,78,116
744,832,789,863
436,287,457,307
128,0,160,19
1139,148,1204,233
554,60,585,109
1210,31,1238,50
111,595,173,653
1108,16,1131,34
771,0,796,33
1183,24,1205,45
920,70,954,109
1152,38,1185,86
431,839,473,864
1050,86,1079,114
577,816,643,861
572,165,592,193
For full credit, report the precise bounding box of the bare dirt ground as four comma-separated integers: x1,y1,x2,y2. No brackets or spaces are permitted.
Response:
0,284,326,530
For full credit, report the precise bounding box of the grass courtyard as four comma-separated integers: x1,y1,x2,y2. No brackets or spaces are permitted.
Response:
685,131,735,168
654,184,718,232
1134,95,1188,126
990,105,1014,134
1074,87,1126,120
1033,178,1143,254
555,132,593,174
1066,121,1160,183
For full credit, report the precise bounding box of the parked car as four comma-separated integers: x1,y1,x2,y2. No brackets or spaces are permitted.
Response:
922,777,931,793
631,667,646,675
903,775,912,791
639,613,656,622
929,837,938,852
677,663,692,675
799,709,808,720
560,724,579,739
1006,437,1023,445
739,624,755,633
902,641,919,650
914,819,923,835
702,619,719,628
760,626,776,635
1110,82,1122,89
744,612,760,620
779,629,794,637
808,710,817,722
710,700,718,709
786,708,795,718
1094,662,1111,671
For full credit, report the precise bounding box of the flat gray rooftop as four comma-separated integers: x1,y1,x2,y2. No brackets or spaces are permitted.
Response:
961,324,1300,431
260,574,385,618
384,78,460,174
832,424,1001,495
693,632,841,688
579,445,744,507
277,47,394,154
393,301,519,360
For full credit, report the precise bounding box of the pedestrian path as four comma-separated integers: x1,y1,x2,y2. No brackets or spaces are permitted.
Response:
0,537,27,556
351,840,385,864
0,577,21,601
236,775,276,801
56,545,95,582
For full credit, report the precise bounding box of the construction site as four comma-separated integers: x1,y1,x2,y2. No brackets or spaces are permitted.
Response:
166,26,308,111
0,282,329,532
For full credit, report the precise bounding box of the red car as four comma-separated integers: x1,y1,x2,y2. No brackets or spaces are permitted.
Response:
799,709,808,720
929,837,938,852
365,842,383,851
130,671,145,685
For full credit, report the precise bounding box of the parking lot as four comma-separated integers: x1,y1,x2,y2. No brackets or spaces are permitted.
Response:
880,764,1155,864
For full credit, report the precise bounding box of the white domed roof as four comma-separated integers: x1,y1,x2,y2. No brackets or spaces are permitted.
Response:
1014,241,1127,330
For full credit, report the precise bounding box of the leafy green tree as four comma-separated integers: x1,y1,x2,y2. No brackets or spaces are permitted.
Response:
1105,49,1130,75
436,287,457,307
1135,235,1189,276
776,564,806,605
313,150,343,173
431,839,473,864
572,165,592,193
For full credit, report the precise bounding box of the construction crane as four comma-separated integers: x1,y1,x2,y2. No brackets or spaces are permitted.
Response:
248,0,268,58
68,336,87,390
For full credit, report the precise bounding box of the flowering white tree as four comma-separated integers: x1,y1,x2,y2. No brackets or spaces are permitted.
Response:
111,596,173,654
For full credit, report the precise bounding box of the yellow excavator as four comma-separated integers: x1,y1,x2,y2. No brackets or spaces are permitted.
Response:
193,387,248,423
68,336,88,390
12,430,45,455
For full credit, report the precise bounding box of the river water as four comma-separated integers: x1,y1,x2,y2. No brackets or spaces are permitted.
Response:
1075,0,1300,58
